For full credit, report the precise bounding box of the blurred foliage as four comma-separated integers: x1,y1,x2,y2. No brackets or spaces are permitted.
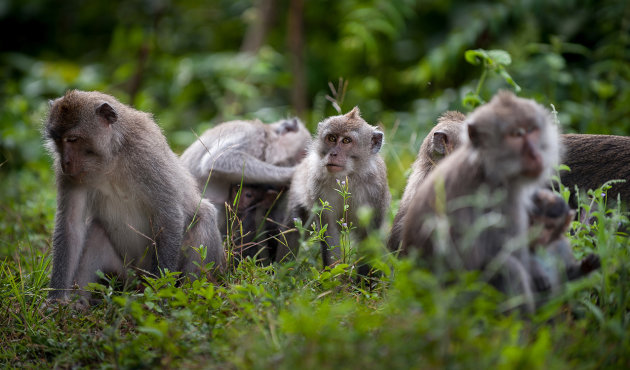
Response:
1,0,630,367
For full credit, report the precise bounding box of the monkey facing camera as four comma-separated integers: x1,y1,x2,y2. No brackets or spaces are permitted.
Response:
44,90,225,305
401,91,561,312
280,107,391,268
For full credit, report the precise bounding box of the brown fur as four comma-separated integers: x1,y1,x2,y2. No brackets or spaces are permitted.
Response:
561,134,630,206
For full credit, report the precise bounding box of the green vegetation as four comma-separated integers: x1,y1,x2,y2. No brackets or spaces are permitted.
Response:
1,0,629,368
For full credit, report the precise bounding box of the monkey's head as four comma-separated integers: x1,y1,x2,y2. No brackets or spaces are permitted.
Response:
45,90,123,182
466,91,560,185
424,111,467,165
230,185,267,212
530,188,575,246
264,118,311,167
315,106,384,176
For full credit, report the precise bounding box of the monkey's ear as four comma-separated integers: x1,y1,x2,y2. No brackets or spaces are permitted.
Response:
371,130,384,154
346,106,361,119
467,123,481,147
432,131,449,155
96,102,118,124
279,118,299,134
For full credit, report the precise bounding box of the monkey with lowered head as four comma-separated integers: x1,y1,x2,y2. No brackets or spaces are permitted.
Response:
279,107,391,267
401,91,561,312
228,184,281,262
45,90,225,304
388,111,467,251
529,188,600,290
180,118,310,233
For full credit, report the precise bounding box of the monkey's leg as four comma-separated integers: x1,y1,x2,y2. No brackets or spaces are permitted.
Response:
321,215,342,267
181,200,226,275
152,211,186,275
495,255,536,313
72,221,124,301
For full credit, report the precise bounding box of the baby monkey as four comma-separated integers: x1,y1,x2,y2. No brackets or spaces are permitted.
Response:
529,189,601,288
228,184,281,262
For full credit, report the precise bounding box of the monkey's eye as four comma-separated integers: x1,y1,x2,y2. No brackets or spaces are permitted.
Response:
64,136,78,143
509,128,526,138
342,137,352,144
327,134,337,143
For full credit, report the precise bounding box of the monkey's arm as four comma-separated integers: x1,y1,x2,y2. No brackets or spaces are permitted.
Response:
207,151,296,184
48,187,89,299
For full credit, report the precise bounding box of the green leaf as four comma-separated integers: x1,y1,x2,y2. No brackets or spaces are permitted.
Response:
463,91,483,109
487,50,512,65
465,49,489,65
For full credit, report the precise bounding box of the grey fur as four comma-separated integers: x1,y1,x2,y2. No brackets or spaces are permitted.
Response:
44,90,225,302
180,117,311,233
401,91,561,312
279,107,391,266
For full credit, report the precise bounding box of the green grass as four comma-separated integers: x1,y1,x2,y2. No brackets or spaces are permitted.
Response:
1,164,629,369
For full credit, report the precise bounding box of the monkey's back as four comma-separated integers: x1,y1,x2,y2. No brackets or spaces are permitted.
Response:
561,134,630,206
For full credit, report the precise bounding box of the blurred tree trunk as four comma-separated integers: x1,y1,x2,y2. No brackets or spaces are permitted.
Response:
288,0,306,117
241,0,277,53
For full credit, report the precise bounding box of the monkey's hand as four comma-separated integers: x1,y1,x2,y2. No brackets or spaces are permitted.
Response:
569,253,601,280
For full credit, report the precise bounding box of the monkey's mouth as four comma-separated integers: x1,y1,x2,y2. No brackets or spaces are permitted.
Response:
326,164,344,173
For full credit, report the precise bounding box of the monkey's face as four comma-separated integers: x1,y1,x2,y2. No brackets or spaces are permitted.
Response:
230,185,265,212
504,123,544,179
45,91,118,183
315,107,384,177
321,131,358,174
467,91,554,183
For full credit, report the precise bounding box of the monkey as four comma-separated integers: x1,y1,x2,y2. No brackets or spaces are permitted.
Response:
278,107,391,268
44,90,225,304
180,117,311,234
529,188,600,290
227,184,282,262
560,134,630,207
387,111,467,251
401,91,561,312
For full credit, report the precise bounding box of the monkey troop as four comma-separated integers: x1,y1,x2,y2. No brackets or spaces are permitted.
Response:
45,90,225,303
45,89,601,311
